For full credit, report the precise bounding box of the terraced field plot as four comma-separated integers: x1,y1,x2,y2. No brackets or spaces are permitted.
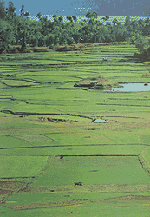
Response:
1,156,150,216
0,156,49,178
0,42,150,216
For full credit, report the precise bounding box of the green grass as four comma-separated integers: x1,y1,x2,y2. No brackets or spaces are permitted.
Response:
31,156,149,187
5,191,149,208
0,156,49,178
139,147,150,173
0,145,144,156
144,147,150,170
0,135,32,148
0,41,150,216
1,201,150,217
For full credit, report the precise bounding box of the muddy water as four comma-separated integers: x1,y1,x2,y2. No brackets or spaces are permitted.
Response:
105,83,150,92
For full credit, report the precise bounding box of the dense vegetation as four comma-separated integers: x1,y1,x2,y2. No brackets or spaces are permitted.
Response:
0,1,150,60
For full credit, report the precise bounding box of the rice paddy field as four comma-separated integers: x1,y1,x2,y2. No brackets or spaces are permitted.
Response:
0,41,150,216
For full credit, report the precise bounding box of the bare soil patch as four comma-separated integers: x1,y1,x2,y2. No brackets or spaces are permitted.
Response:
20,184,150,194
102,195,150,204
9,199,84,210
0,180,27,204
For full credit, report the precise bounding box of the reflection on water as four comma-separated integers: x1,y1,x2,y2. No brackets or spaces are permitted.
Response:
105,83,150,92
94,119,106,123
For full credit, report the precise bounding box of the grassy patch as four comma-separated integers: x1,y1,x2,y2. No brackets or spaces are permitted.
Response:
31,156,149,187
0,145,144,156
0,135,32,148
0,156,49,178
139,147,150,174
0,42,150,215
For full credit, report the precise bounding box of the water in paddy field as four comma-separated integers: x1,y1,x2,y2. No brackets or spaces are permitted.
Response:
105,83,150,92
94,119,106,123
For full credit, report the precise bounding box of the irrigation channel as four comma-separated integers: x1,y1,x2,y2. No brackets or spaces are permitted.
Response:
0,42,150,216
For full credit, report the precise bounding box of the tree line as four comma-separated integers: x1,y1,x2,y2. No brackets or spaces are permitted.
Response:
0,1,150,60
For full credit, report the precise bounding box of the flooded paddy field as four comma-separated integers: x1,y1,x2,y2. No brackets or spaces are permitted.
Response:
0,42,150,216
105,82,150,92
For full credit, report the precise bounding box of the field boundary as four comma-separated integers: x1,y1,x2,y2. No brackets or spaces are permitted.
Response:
138,147,150,176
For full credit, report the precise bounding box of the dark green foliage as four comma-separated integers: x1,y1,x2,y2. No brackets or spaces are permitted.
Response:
58,16,63,23
67,16,73,23
86,12,92,19
92,12,97,19
0,2,149,61
5,1,16,22
101,16,109,21
0,0,7,19
0,19,14,53
140,47,150,61
72,16,77,22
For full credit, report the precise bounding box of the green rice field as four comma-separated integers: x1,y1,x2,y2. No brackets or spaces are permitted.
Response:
0,42,150,216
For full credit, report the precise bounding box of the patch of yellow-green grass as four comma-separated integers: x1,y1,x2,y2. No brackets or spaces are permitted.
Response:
17,134,52,142
0,145,144,156
96,97,150,107
5,191,149,211
16,134,53,147
18,75,81,83
58,82,75,88
139,147,150,174
19,69,92,78
1,79,37,87
140,135,150,144
46,132,112,145
0,82,6,88
0,156,49,178
0,101,19,111
0,135,32,148
2,198,150,217
0,69,18,74
0,95,12,99
31,156,149,187
76,64,146,71
0,112,15,118
3,102,59,114
99,131,142,144
0,59,66,66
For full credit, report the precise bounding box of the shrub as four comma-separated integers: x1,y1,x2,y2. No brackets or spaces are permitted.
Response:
134,34,150,61
26,44,31,49
133,52,140,58
140,47,150,61
33,47,49,52
49,44,54,49
21,49,32,53
135,36,149,52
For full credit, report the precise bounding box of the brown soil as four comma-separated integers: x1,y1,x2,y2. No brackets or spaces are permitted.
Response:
7,194,150,211
18,186,55,193
12,184,150,194
102,195,150,204
0,180,25,190
9,199,84,210
0,180,28,203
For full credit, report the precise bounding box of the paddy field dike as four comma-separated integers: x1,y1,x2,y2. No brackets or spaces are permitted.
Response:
0,41,150,216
